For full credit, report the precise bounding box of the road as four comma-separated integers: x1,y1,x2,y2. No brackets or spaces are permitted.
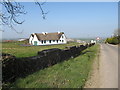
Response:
85,43,118,88
99,44,118,88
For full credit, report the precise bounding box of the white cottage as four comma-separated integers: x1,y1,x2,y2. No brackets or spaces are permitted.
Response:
29,32,67,45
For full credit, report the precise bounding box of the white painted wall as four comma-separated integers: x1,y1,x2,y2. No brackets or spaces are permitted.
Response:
29,35,33,44
29,33,67,45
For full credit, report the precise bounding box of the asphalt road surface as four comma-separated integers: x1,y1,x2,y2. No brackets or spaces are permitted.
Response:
99,44,118,88
84,43,118,88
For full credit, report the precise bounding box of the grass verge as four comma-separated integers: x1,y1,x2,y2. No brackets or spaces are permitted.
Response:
10,44,99,88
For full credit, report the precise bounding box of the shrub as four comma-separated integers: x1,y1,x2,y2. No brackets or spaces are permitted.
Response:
105,36,119,45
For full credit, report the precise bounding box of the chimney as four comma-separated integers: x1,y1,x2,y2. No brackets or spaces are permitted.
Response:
58,31,60,34
42,32,48,35
42,32,45,35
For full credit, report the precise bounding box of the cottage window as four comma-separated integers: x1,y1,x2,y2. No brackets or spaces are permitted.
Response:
49,40,51,43
44,40,46,43
57,40,58,43
41,40,43,44
31,34,34,37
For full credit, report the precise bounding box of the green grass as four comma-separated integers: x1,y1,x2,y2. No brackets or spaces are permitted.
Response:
2,41,80,57
10,44,99,88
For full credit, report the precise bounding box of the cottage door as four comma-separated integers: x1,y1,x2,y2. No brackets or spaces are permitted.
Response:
34,41,37,45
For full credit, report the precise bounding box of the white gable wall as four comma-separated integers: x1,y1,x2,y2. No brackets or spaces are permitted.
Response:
29,35,33,44
59,34,67,44
29,34,40,45
32,35,41,45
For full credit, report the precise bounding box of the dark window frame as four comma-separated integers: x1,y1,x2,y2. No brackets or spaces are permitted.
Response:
49,40,51,43
41,40,43,44
44,40,46,43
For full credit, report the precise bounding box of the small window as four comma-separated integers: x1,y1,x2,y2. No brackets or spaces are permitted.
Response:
53,40,55,42
41,40,43,44
44,40,46,43
57,40,58,43
62,40,64,42
62,36,64,38
31,34,34,37
60,40,61,42
49,40,51,43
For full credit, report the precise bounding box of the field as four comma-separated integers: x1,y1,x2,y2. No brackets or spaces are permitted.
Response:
2,41,80,57
9,44,99,88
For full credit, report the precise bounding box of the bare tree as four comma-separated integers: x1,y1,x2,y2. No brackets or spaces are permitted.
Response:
0,0,48,33
0,0,26,32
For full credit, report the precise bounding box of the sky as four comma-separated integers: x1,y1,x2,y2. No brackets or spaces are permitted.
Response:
2,2,118,39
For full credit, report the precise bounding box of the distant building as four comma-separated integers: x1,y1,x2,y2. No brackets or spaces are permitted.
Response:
66,38,75,42
18,38,28,41
90,40,96,44
76,40,82,43
29,32,67,45
2,40,15,42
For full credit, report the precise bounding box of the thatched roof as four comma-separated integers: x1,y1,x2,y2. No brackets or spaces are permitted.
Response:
31,32,64,40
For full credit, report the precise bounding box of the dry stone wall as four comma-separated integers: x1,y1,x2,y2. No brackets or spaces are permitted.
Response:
2,43,95,83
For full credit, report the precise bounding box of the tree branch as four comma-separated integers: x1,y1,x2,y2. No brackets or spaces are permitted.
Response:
35,0,48,19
